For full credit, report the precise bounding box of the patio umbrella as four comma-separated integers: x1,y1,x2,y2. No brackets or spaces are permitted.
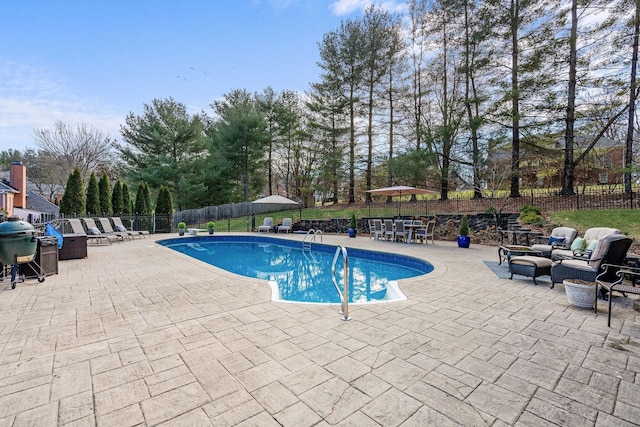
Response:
252,195,300,205
366,185,436,216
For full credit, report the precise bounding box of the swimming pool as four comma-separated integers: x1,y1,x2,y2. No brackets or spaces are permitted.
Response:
158,235,433,304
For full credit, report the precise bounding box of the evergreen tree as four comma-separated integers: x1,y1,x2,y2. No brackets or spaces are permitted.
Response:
60,168,85,217
135,182,147,214
155,185,174,214
112,179,123,215
122,183,131,215
99,173,113,215
118,97,208,210
143,182,152,213
210,89,270,202
317,18,365,203
85,172,100,216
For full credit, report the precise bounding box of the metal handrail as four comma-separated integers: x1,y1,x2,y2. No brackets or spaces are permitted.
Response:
302,229,322,250
331,245,350,321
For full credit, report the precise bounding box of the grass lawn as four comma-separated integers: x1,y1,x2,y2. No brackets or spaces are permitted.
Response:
549,209,640,241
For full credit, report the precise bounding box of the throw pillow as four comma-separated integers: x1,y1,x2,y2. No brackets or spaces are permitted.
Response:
547,236,565,245
571,237,586,251
586,239,598,252
87,227,101,235
115,224,127,232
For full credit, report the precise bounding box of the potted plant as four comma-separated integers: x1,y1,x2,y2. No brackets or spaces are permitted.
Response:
207,221,215,235
348,214,357,238
563,279,596,308
177,221,186,236
457,215,471,248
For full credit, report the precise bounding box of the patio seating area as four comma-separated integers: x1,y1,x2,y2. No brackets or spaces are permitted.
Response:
0,233,638,425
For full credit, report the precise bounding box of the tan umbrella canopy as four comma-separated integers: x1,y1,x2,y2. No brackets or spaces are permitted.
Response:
252,195,300,205
366,185,436,215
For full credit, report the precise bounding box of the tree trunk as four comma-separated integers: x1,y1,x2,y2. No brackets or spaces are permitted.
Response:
561,0,578,196
625,0,640,194
509,0,521,198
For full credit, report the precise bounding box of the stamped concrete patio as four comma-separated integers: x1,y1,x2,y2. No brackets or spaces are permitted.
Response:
0,233,638,426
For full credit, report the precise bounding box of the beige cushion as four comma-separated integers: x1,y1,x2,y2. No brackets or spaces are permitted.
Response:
510,256,552,267
583,227,620,244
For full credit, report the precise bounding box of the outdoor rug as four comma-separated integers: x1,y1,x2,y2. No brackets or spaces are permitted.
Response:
483,260,511,279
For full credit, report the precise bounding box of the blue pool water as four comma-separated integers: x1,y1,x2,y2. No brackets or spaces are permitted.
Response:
158,235,433,304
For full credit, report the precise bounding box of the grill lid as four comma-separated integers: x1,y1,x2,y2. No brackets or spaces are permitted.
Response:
0,217,35,237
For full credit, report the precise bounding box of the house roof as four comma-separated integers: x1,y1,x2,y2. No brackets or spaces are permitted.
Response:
0,181,18,193
26,190,59,215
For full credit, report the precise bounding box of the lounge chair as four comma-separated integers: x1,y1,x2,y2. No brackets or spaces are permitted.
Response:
550,234,632,288
98,218,135,240
258,217,274,233
112,217,150,238
278,218,293,233
552,227,620,259
68,218,117,245
82,218,124,242
530,226,577,257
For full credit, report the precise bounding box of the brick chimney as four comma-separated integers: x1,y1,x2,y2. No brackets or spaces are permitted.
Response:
10,161,26,208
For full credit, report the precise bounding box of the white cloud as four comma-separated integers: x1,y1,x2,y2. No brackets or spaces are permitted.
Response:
330,0,406,16
330,0,370,15
0,60,123,151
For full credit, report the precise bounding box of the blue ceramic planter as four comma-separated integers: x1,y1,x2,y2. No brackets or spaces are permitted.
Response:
457,235,470,248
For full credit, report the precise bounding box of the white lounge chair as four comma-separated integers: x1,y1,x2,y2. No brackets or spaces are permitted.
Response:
278,218,293,233
258,217,274,232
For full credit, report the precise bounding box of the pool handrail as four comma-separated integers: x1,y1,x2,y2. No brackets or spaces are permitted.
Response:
302,229,323,251
331,245,351,321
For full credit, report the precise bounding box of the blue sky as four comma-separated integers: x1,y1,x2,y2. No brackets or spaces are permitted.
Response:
0,0,405,152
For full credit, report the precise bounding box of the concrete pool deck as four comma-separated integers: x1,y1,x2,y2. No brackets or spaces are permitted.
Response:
0,233,638,426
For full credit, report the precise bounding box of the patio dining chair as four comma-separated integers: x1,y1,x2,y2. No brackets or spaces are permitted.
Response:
415,220,436,245
394,220,407,243
595,264,640,326
383,219,395,241
372,219,384,240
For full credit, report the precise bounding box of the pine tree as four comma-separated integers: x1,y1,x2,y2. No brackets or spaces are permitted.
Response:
85,172,100,216
99,173,112,215
155,185,174,214
122,183,131,215
143,182,152,213
112,179,123,215
60,168,85,216
135,182,147,214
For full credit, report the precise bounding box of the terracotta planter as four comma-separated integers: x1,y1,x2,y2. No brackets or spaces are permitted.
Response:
563,279,596,308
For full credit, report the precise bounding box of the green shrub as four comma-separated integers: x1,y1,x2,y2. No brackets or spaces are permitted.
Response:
178,221,186,229
520,204,543,225
350,214,357,229
459,215,469,236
